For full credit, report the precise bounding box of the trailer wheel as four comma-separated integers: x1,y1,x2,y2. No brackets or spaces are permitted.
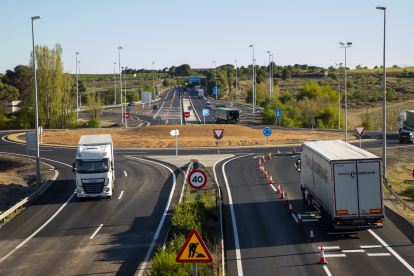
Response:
78,197,84,202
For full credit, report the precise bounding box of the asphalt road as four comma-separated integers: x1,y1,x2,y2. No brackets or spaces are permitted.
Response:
1,128,414,275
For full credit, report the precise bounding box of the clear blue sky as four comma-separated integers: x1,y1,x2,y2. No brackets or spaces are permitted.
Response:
1,0,413,74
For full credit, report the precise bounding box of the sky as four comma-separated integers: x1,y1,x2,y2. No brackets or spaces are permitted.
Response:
1,0,414,74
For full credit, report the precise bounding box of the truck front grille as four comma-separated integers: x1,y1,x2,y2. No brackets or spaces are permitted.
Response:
82,179,105,194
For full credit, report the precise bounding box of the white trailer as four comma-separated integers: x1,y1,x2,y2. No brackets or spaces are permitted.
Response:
72,134,115,200
298,140,383,230
197,89,204,99
398,110,414,133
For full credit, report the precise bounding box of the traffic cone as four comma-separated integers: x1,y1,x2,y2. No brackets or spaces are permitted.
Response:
284,193,289,205
261,165,264,173
293,147,296,154
298,210,302,223
268,152,271,159
289,201,293,213
309,228,315,242
259,159,261,168
319,246,327,264
277,183,281,193
264,169,268,178
280,188,285,199
277,149,280,156
262,154,265,162
269,174,273,184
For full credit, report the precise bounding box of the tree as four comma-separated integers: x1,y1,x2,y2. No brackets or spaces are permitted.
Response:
126,92,140,102
163,79,169,87
175,64,193,76
169,66,176,76
0,82,19,102
4,65,32,105
256,68,267,84
86,91,103,119
143,84,154,92
105,88,121,105
282,68,291,80
329,71,337,81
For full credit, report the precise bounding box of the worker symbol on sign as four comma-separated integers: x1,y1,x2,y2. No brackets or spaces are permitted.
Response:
188,242,205,258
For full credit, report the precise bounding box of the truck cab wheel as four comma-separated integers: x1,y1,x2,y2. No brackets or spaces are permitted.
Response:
78,197,84,202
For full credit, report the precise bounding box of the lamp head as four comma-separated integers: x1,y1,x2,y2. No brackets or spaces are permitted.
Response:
376,6,386,10
76,52,79,55
118,46,123,50
347,42,352,46
249,44,253,47
267,51,270,53
31,16,41,20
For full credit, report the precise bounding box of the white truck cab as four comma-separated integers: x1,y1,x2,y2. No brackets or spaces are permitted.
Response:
73,134,115,200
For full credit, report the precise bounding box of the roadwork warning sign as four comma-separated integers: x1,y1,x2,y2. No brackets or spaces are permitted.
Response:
176,229,213,263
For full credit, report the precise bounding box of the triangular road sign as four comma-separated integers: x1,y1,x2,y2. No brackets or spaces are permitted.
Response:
176,229,213,263
213,129,224,139
355,126,365,137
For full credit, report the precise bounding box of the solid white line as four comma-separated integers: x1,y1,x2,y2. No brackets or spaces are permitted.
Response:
342,249,365,253
360,245,382,249
367,253,391,256
126,157,177,276
270,184,276,191
325,254,346,257
302,219,320,222
319,246,340,250
89,224,104,239
124,171,127,177
291,213,298,223
368,229,414,274
118,191,124,199
222,154,253,276
323,266,332,276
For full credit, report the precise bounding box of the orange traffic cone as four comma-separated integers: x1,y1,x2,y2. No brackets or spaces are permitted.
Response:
284,193,289,205
268,152,271,159
277,149,280,156
262,154,265,161
289,201,293,213
269,174,273,184
293,147,296,154
319,246,328,264
264,169,268,178
261,165,264,173
298,210,302,223
259,159,261,168
309,228,315,242
280,188,285,199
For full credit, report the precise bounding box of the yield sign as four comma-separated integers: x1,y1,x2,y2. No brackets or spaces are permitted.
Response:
355,126,365,137
213,129,224,139
176,229,213,263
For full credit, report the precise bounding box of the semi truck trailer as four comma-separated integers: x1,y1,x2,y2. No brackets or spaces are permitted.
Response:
72,134,115,200
398,110,414,133
215,107,240,123
297,140,383,230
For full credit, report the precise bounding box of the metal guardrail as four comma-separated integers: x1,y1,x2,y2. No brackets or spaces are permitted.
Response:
0,171,57,223
384,179,414,213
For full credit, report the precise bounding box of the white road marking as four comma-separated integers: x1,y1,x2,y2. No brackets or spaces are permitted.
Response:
126,157,177,276
342,249,365,253
291,213,298,223
318,246,340,250
325,254,346,257
367,253,391,256
89,224,104,239
323,266,332,276
270,184,276,192
369,229,414,274
360,245,382,248
118,191,124,199
302,219,319,222
222,154,253,276
124,171,127,177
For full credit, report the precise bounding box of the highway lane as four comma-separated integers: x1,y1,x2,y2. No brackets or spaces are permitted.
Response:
187,87,215,124
0,136,183,275
216,152,414,276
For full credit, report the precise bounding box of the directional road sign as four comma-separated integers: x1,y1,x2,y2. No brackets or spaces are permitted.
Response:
176,229,213,263
187,169,208,189
26,132,36,150
355,126,365,137
170,129,179,136
184,112,190,118
213,87,219,95
123,113,129,118
263,127,272,137
189,76,200,83
213,129,224,139
275,109,281,118
203,109,209,116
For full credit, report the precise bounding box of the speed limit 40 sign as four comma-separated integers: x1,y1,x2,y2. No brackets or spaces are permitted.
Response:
188,170,208,189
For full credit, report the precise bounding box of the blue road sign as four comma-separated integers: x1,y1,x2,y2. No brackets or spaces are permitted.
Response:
275,109,281,118
203,109,209,116
213,87,219,95
263,127,272,137
189,76,200,82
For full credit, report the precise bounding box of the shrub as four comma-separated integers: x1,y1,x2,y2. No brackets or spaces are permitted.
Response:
397,78,403,85
373,90,381,102
170,201,207,239
314,119,324,128
362,120,373,130
87,118,101,128
386,87,395,100
346,79,354,88
317,80,324,87
378,75,383,83
403,186,414,199
361,77,367,83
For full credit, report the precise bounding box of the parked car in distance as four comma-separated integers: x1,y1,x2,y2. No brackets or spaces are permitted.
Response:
205,102,212,108
255,106,262,111
127,102,135,106
399,130,414,143
153,104,158,110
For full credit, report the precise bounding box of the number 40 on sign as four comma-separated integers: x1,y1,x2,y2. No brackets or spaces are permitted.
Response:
188,170,207,189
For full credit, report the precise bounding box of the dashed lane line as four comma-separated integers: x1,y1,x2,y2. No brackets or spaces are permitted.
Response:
118,191,124,200
323,266,332,276
89,224,104,239
367,253,391,256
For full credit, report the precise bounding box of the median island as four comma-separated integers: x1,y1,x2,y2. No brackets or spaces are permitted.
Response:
40,125,349,148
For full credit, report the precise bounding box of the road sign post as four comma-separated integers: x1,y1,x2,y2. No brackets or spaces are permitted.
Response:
355,126,365,148
188,169,208,202
275,109,281,126
263,127,272,145
213,129,224,155
184,112,190,118
170,129,179,157
311,118,315,132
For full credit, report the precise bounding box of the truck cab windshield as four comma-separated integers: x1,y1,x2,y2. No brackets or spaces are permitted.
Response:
77,159,109,173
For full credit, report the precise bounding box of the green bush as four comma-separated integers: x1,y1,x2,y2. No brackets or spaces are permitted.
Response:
170,201,207,239
397,78,403,85
314,119,324,128
403,186,414,199
64,110,78,129
373,90,381,102
346,79,354,88
386,87,395,100
87,118,101,128
378,75,383,83
362,120,373,130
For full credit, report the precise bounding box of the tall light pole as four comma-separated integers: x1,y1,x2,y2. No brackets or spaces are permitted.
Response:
78,61,81,108
267,51,271,97
234,60,238,103
114,62,116,105
152,62,155,94
340,42,352,142
213,61,217,100
270,54,274,97
377,6,387,179
31,15,41,190
123,68,127,128
76,52,79,118
335,62,343,129
118,46,123,123
249,44,255,122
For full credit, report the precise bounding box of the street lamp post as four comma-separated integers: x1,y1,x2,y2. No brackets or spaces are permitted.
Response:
267,51,271,97
114,62,116,105
31,15,41,190
340,42,352,142
335,62,343,129
213,61,217,100
377,6,387,179
118,47,123,123
123,68,127,128
235,60,238,103
270,54,274,97
152,62,155,95
78,61,81,109
249,44,255,122
76,52,79,118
